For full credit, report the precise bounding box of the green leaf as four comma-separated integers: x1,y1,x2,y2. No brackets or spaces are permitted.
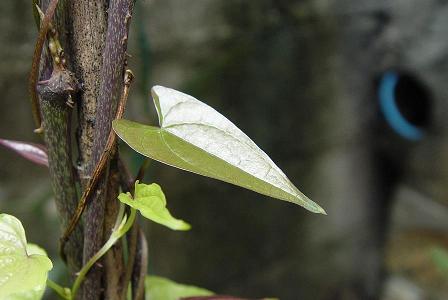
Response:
25,244,48,257
113,86,325,214
0,214,53,300
145,275,214,300
431,247,448,278
118,182,191,230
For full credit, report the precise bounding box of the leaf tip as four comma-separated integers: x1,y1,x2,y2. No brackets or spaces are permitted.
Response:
318,207,327,215
176,221,191,231
290,193,326,215
308,202,327,215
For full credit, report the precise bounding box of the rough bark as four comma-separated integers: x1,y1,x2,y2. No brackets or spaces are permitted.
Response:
64,2,109,299
80,1,135,299
37,0,136,298
69,0,108,173
38,0,83,273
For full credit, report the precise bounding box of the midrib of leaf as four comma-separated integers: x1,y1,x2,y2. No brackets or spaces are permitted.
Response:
162,101,274,166
142,128,199,172
158,125,318,210
154,94,164,125
163,122,294,194
165,121,277,166
160,99,187,125
160,129,233,179
158,95,297,195
120,120,273,194
138,196,184,225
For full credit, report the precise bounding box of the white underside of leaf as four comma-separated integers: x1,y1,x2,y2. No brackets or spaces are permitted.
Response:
155,87,287,187
153,86,325,214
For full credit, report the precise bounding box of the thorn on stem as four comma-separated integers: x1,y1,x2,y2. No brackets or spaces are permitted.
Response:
124,69,134,86
66,93,75,108
34,126,44,134
125,12,132,24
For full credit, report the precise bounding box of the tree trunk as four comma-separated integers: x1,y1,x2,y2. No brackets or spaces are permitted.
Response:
37,0,139,299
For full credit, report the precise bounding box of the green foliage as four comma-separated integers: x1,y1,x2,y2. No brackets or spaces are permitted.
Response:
113,85,325,214
118,181,191,231
145,276,214,300
431,247,448,278
0,214,52,300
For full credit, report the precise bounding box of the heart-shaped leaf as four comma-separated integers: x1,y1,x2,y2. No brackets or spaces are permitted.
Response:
145,276,214,300
113,86,325,214
118,181,191,230
0,139,48,167
0,214,53,300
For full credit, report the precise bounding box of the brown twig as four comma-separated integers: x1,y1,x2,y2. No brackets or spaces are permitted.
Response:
60,69,134,255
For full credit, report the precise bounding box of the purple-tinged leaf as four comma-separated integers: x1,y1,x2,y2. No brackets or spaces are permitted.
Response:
0,138,48,167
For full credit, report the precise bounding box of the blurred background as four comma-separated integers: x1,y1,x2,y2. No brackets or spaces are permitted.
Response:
1,0,448,299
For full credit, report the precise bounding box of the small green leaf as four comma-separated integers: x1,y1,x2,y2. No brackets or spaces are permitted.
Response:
145,275,214,300
118,182,191,230
0,214,53,300
113,86,325,214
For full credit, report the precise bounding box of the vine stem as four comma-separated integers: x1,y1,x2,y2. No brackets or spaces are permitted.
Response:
71,206,137,298
46,279,71,300
60,69,134,257
119,160,149,299
29,0,60,133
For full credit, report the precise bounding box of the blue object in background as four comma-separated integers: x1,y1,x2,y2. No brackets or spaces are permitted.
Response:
378,71,425,141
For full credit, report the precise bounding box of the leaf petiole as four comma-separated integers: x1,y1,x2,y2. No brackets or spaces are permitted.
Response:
46,279,71,300
71,207,137,298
